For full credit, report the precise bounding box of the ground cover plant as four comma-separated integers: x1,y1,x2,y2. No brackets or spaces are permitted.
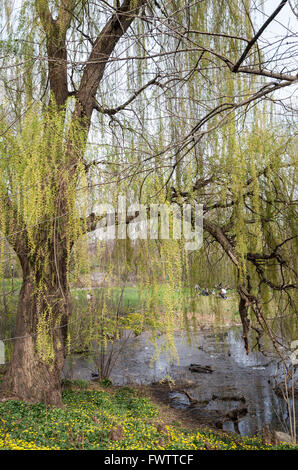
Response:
0,382,296,451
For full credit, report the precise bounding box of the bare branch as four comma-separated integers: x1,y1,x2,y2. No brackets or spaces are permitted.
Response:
232,0,288,72
93,75,162,115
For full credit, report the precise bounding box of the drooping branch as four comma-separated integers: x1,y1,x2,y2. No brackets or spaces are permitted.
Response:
170,170,297,354
202,219,252,352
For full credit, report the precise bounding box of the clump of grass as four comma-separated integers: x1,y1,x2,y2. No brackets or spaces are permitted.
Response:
0,385,296,450
98,378,113,388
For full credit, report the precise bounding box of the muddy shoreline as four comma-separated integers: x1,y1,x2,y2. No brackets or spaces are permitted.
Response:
132,381,248,436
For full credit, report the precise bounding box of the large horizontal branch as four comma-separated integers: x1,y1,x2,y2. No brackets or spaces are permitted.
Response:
82,210,141,234
231,66,297,83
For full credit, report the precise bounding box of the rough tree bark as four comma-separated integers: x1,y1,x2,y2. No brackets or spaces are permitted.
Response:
1,239,70,406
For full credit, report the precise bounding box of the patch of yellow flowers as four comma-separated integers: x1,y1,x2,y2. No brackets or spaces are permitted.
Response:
0,431,59,450
0,390,296,451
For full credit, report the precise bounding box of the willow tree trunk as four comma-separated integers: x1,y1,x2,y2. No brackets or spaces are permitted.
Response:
0,0,144,407
1,253,70,407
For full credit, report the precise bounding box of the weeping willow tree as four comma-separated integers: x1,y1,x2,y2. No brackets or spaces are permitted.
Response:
0,0,297,405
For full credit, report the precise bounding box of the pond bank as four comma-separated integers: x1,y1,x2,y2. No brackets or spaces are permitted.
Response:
64,324,297,438
1,381,296,450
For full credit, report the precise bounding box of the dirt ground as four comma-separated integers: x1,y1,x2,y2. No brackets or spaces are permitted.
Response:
130,382,232,434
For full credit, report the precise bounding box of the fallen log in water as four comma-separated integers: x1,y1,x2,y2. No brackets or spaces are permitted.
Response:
189,364,214,373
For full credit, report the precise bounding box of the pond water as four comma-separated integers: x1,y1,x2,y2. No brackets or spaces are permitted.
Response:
63,325,297,437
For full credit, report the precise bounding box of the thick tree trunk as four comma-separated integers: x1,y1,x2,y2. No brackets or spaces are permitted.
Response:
1,257,70,407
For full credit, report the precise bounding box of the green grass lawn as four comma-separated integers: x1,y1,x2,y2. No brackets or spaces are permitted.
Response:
1,277,237,313
70,283,239,316
0,381,296,451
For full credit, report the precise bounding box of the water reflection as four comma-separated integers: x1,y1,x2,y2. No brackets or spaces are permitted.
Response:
63,325,297,437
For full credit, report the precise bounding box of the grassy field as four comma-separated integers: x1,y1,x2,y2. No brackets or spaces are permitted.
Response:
0,381,296,451
1,278,238,312
0,279,243,359
70,284,239,316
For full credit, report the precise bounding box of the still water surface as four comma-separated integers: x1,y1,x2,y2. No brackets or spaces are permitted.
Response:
63,325,297,437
